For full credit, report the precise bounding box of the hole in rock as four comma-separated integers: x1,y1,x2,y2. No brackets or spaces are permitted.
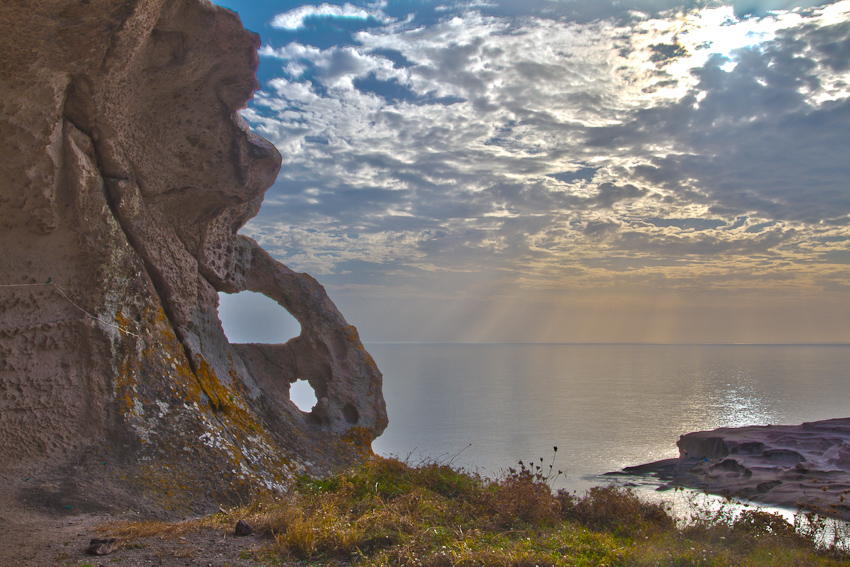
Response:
217,291,301,344
342,403,359,424
290,379,318,413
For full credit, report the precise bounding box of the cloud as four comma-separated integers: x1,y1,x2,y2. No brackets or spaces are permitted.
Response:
730,0,842,17
549,167,599,184
461,0,843,19
270,3,394,30
244,0,850,298
586,15,850,224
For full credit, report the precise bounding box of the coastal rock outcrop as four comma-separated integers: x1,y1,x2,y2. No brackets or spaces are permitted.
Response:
621,418,850,515
0,0,386,514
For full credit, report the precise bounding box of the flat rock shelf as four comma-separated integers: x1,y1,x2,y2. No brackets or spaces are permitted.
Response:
610,417,850,515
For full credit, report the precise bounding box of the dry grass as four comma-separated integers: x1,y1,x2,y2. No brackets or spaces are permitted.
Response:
558,484,675,537
99,517,216,540
100,455,850,566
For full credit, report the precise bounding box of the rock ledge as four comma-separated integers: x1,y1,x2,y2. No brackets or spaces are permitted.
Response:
617,418,850,515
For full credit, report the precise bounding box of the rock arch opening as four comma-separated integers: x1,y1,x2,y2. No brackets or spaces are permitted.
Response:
289,379,319,413
217,291,301,344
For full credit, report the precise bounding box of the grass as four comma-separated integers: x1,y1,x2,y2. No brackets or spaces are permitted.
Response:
105,454,850,566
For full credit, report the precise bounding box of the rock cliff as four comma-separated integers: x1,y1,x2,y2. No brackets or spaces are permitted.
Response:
0,0,387,515
619,418,850,515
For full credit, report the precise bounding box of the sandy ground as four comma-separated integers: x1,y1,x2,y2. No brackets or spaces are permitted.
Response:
0,513,271,567
0,470,277,567
0,508,276,567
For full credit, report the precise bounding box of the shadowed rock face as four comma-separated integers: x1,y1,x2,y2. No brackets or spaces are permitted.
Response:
0,0,386,514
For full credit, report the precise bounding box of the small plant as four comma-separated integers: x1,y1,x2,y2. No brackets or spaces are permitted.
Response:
794,491,850,555
505,446,564,487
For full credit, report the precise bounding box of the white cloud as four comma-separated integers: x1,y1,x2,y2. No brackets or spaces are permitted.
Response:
244,0,850,298
270,3,393,30
261,42,404,89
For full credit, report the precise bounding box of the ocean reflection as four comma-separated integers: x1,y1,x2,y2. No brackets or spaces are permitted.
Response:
686,368,777,431
369,344,850,494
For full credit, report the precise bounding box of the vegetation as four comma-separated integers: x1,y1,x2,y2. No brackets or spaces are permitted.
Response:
106,454,850,566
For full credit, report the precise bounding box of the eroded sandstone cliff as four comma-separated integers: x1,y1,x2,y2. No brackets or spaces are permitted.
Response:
0,0,387,515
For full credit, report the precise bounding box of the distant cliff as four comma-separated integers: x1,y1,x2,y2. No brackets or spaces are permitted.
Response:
0,0,386,515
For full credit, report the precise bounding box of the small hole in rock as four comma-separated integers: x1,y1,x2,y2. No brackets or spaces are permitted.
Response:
217,291,301,344
342,403,359,424
290,380,317,413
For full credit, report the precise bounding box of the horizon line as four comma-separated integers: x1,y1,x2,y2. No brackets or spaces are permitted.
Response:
362,341,850,347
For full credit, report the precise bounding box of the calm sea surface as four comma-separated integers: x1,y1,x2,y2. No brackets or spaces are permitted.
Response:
366,343,850,494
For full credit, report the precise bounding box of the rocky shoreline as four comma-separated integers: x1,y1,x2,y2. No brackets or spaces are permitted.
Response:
612,418,850,515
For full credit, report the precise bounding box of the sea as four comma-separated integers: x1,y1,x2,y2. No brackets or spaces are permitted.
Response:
363,343,850,500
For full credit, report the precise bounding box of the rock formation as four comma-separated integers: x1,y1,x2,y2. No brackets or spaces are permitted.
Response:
618,418,850,515
0,0,387,515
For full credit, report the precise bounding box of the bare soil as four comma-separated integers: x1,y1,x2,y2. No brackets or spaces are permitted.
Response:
0,471,276,567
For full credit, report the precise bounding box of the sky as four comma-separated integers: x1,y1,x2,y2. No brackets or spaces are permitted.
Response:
213,0,850,344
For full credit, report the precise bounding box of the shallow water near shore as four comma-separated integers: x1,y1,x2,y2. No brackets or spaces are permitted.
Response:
366,343,850,498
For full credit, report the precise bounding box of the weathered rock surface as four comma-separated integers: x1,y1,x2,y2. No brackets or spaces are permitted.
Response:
0,0,386,516
618,418,850,515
